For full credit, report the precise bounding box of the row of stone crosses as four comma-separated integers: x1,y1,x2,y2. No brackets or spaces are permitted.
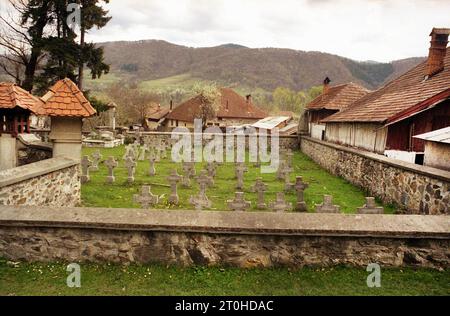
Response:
80,141,383,214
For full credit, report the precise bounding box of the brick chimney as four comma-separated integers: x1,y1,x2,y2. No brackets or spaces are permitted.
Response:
323,77,331,95
427,28,450,77
246,94,252,112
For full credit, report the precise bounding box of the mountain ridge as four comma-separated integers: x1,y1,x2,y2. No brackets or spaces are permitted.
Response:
97,39,426,91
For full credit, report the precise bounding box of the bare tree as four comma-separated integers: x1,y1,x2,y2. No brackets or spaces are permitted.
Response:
106,82,160,126
192,82,221,129
0,0,51,90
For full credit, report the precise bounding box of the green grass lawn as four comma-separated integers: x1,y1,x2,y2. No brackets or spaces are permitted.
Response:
81,145,394,213
0,260,447,295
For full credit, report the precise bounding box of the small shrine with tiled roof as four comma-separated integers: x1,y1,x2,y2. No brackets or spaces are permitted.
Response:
40,78,96,161
0,82,44,170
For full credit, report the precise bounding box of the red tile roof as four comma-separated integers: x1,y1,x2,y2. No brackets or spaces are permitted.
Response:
0,82,44,113
323,47,450,123
39,78,96,117
305,82,370,111
166,88,267,122
145,104,170,120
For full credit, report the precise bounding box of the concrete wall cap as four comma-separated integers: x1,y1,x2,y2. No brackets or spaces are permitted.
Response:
0,157,79,188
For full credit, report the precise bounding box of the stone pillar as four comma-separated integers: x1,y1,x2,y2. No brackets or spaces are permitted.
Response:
0,134,17,171
49,117,82,161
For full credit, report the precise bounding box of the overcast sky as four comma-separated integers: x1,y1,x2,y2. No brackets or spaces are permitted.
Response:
2,0,450,62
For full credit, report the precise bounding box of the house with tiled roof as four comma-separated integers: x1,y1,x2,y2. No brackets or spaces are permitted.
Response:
143,102,170,131
322,28,450,163
303,77,369,139
164,88,268,131
0,82,44,170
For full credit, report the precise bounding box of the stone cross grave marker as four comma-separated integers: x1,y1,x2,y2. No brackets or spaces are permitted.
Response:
133,185,159,208
90,150,102,172
293,176,309,212
125,156,137,184
227,192,251,212
315,195,341,213
124,145,137,162
138,144,148,161
357,197,384,214
235,163,248,190
206,161,216,178
130,143,140,160
284,172,294,192
285,149,293,169
253,151,261,168
122,145,132,160
181,162,195,187
80,155,92,184
189,170,213,210
104,156,118,184
166,169,182,205
269,192,292,212
160,142,168,159
148,155,156,176
276,160,287,180
252,177,268,209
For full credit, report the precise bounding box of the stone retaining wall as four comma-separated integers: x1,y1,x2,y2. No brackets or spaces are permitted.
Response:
300,137,450,215
132,132,300,150
0,206,448,269
0,157,80,207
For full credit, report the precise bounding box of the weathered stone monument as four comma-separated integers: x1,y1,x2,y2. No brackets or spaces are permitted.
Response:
181,161,196,187
80,155,92,184
315,195,341,213
104,156,118,184
269,192,292,212
252,177,268,209
167,169,182,205
235,163,248,190
189,170,213,210
357,197,384,214
227,192,251,212
293,176,309,212
133,185,159,208
90,150,102,172
125,156,137,184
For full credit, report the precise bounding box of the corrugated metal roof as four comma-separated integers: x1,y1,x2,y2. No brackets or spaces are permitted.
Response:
413,126,450,144
251,116,290,130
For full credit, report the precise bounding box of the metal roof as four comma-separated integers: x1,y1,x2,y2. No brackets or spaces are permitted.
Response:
413,126,450,144
251,116,290,130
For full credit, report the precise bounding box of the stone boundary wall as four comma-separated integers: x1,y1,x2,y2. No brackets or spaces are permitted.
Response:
0,157,80,207
0,206,448,269
300,137,450,215
130,131,299,150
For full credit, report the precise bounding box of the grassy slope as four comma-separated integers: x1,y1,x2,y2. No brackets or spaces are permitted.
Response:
81,146,394,213
0,260,448,296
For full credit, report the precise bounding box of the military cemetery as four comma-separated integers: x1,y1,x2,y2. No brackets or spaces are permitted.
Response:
0,0,448,299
